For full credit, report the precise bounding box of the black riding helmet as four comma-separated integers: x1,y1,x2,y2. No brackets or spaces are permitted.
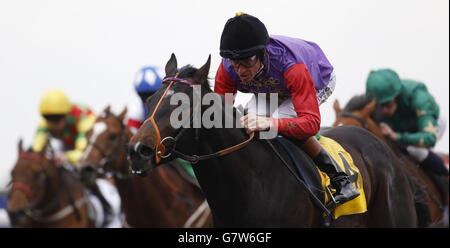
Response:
220,13,269,60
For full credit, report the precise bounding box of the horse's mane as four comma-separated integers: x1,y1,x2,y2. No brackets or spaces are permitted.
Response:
344,93,382,123
343,94,374,112
176,65,213,92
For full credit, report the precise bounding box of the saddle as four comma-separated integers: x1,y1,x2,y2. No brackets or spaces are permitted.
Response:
272,135,367,220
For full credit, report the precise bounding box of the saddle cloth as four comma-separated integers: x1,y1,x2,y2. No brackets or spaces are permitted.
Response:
317,136,367,219
276,135,367,219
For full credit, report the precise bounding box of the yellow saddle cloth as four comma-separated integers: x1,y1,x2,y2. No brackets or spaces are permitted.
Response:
318,136,367,219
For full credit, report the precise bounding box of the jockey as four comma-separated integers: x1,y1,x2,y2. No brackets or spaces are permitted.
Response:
214,13,360,206
366,69,448,176
126,66,164,134
32,89,96,166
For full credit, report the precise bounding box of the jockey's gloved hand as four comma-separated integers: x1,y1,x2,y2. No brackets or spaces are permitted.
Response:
240,114,274,134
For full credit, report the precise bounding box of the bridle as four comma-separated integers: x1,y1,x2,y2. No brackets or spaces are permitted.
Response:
336,111,369,129
138,75,254,166
87,113,129,180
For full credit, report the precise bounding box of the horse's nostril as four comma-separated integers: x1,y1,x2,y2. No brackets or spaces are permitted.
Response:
138,144,153,158
127,142,153,160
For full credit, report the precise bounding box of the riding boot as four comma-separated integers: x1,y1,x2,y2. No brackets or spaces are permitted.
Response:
419,151,449,176
312,148,360,207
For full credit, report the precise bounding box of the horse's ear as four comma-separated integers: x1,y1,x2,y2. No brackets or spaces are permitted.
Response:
118,106,128,121
39,139,50,158
165,53,178,76
193,55,211,85
103,105,111,115
361,100,376,119
18,138,23,154
333,99,342,115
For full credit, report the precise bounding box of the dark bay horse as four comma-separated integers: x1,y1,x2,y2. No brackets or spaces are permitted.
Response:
126,53,418,227
333,95,447,226
78,106,210,227
7,140,95,227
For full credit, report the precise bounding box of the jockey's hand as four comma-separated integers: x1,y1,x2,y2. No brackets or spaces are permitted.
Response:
53,152,68,167
240,114,273,134
380,122,398,141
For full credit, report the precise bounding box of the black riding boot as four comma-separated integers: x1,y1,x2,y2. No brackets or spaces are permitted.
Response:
313,148,360,207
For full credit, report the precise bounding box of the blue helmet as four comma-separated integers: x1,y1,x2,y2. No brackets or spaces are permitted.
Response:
133,66,164,93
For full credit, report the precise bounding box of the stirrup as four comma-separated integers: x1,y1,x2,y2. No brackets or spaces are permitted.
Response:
325,185,338,209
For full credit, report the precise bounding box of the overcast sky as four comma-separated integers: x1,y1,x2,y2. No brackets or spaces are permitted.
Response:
0,0,448,187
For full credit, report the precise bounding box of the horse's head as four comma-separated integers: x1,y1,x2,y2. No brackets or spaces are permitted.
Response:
332,94,377,129
7,139,56,227
333,94,390,145
79,106,129,185
127,53,211,176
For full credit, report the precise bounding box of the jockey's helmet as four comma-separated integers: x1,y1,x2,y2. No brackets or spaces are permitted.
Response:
39,89,71,115
133,66,164,104
220,12,269,60
366,69,402,104
133,66,163,93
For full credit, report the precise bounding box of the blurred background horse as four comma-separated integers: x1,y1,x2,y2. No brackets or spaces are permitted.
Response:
333,94,448,227
79,106,211,227
7,140,96,227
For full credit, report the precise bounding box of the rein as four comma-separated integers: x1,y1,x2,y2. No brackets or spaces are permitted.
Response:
140,76,254,165
336,112,368,129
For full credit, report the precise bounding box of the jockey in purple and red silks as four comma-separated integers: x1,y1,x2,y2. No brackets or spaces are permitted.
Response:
214,12,359,206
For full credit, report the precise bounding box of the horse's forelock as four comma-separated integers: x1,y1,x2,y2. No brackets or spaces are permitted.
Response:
176,65,212,92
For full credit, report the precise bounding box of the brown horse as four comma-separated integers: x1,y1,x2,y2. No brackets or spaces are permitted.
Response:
7,140,95,227
78,106,210,227
333,95,446,226
126,54,419,227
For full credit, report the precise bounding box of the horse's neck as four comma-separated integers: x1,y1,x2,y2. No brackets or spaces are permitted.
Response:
367,118,409,159
367,118,389,144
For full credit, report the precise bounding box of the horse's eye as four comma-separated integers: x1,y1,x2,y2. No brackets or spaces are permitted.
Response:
108,134,117,141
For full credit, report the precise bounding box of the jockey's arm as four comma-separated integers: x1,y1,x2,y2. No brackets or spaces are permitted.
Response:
66,113,97,164
32,118,49,152
214,62,237,105
273,63,321,140
396,88,439,148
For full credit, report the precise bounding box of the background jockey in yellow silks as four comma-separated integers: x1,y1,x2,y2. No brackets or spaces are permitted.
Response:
32,89,96,166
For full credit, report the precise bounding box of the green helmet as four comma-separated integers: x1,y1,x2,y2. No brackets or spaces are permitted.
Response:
366,69,402,104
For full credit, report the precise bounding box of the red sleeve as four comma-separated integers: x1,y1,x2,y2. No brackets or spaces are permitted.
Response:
214,62,237,105
274,63,321,139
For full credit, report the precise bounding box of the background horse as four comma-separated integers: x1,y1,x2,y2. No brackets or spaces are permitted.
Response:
79,106,210,227
7,140,95,227
333,95,447,226
126,53,418,227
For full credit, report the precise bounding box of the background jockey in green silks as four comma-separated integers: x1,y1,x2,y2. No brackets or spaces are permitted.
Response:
366,69,449,213
366,69,448,176
32,89,97,166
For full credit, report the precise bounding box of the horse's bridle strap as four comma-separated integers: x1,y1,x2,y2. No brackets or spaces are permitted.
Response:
141,75,178,164
11,182,33,200
337,112,368,129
